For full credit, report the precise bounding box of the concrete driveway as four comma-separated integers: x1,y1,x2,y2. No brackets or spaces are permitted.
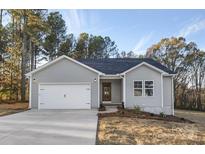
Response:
0,110,98,145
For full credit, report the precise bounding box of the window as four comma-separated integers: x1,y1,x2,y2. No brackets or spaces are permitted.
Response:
133,80,154,96
145,81,154,96
134,81,142,96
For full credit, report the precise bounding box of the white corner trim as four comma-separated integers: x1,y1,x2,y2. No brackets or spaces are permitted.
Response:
26,55,103,76
29,75,32,109
171,76,174,115
38,83,40,110
123,74,126,107
161,73,164,109
122,62,168,75
98,74,100,108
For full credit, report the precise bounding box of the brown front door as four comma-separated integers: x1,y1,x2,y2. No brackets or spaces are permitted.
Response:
102,83,111,101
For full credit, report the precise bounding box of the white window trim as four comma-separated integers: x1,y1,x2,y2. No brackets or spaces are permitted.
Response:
133,80,143,97
133,80,154,97
144,80,154,97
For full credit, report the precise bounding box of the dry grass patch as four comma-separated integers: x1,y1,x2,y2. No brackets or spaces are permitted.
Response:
97,117,205,145
0,102,28,116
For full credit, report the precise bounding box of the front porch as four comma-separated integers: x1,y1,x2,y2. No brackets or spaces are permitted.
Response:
99,75,124,107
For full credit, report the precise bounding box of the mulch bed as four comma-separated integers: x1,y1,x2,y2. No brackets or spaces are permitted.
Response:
98,108,194,123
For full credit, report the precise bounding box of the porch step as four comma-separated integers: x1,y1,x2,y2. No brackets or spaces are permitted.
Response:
99,106,118,113
106,106,118,112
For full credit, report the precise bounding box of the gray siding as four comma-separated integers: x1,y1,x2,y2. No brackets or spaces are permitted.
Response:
31,58,99,109
100,79,122,104
125,65,163,114
163,76,173,115
125,64,174,115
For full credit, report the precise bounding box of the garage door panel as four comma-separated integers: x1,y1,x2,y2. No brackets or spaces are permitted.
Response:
39,85,68,109
39,84,91,109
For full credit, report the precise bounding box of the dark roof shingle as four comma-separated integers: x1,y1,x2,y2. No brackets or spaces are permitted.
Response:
78,58,175,74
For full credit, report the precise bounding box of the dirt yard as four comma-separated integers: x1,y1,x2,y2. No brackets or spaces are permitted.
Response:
97,110,205,145
0,102,29,116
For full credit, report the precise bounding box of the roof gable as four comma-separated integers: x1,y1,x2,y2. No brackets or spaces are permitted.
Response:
122,62,165,74
26,55,102,76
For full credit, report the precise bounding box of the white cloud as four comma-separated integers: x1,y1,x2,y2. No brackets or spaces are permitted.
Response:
86,26,114,35
64,10,116,37
179,18,205,37
66,10,83,35
132,32,154,55
65,10,113,36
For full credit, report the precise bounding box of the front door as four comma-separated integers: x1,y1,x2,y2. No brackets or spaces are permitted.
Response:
102,83,111,101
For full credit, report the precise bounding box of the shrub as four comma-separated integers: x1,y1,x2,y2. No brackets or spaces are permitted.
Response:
99,104,106,111
134,105,141,113
150,113,154,116
159,112,166,118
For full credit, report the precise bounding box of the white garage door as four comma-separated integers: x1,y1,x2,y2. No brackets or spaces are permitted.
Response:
39,83,91,109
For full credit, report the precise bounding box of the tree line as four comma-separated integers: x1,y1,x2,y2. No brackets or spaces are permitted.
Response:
0,10,122,102
0,10,204,111
146,37,205,111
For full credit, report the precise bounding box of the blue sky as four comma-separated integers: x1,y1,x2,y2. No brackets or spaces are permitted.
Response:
55,9,205,55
